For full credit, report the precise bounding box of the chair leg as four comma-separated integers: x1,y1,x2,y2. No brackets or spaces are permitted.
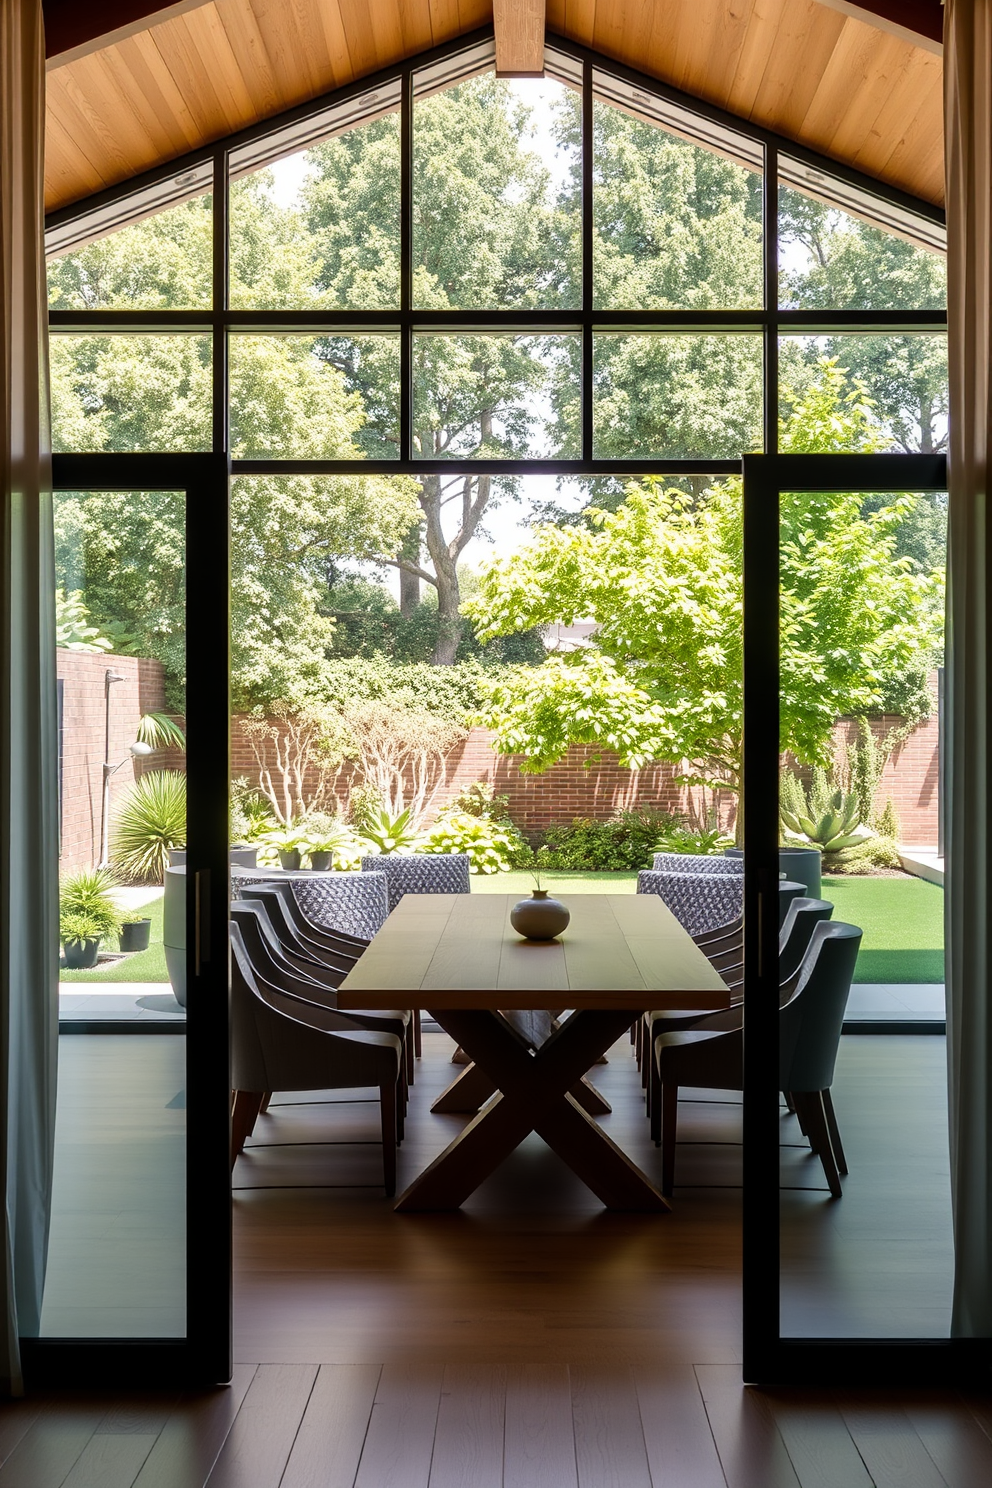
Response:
794,1091,842,1198
258,1092,272,1115
413,1007,422,1058
650,1049,663,1146
405,1025,415,1085
661,1079,679,1196
380,1079,398,1198
231,1090,262,1167
821,1089,848,1175
783,1091,796,1114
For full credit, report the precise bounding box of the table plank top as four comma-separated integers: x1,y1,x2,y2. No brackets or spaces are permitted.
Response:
336,893,730,1012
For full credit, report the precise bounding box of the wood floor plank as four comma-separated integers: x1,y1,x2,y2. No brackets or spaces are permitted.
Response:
837,1402,948,1488
280,1364,380,1488
503,1364,578,1488
570,1365,651,1488
353,1365,443,1488
428,1365,505,1488
61,1433,160,1488
132,1366,256,1488
204,1365,317,1488
0,1403,106,1487
761,1395,872,1488
0,1405,42,1470
904,1399,992,1488
633,1365,727,1488
695,1367,800,1488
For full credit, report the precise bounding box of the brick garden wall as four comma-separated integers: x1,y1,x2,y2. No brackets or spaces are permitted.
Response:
57,650,168,872
59,657,940,873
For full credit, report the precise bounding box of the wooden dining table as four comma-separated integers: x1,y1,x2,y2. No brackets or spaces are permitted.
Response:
337,892,730,1214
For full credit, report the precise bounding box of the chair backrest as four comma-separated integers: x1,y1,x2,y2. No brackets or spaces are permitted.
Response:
778,921,863,1092
231,902,337,995
777,880,807,928
778,897,834,982
233,867,389,940
652,852,743,875
240,887,355,974
242,877,365,950
637,869,744,936
359,854,471,912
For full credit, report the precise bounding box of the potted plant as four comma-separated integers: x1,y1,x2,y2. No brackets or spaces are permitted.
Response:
257,824,311,872
299,813,361,871
59,867,122,944
60,909,104,969
119,910,152,952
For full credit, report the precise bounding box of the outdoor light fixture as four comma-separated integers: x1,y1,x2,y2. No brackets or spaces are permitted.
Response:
97,667,155,867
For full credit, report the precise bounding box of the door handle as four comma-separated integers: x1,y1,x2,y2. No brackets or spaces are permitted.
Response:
195,869,211,975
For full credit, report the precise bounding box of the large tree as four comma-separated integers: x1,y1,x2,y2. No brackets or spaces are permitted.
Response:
463,366,944,828
48,185,420,708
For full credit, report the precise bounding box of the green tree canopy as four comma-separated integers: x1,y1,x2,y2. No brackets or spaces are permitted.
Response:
464,366,944,805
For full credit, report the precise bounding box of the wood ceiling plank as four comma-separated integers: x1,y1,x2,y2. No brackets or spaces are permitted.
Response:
247,0,331,105
336,0,393,79
750,2,848,138
107,32,205,156
704,0,761,106
797,21,898,151
869,65,944,204
128,25,204,145
194,3,261,120
727,0,791,118
281,0,336,96
47,59,139,190
213,0,282,122
150,12,248,137
494,0,545,75
44,108,108,208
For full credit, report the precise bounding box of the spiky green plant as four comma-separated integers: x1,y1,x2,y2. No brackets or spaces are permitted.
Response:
136,712,186,750
780,773,868,852
357,807,421,856
110,770,187,883
59,867,122,939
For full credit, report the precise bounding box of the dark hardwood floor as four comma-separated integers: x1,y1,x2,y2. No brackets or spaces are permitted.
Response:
2,1029,981,1488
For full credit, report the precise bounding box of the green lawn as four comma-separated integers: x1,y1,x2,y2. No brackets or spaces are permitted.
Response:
60,893,169,983
821,875,944,984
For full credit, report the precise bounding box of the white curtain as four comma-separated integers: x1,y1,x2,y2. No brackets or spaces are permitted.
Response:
943,0,992,1339
0,0,58,1394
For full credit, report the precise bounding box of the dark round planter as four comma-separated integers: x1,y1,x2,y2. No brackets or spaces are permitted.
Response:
279,849,302,871
308,851,332,871
120,918,152,952
724,846,823,899
63,937,101,970
510,890,570,941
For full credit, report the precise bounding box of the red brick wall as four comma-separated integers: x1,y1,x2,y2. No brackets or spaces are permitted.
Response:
57,650,168,872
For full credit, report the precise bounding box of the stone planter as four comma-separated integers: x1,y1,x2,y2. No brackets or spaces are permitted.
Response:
63,937,100,970
120,918,152,953
163,865,186,1007
725,847,822,899
510,890,570,941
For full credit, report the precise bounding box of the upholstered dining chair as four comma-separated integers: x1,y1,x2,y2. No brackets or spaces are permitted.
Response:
232,866,389,943
637,868,744,937
652,852,744,874
651,919,862,1197
230,924,403,1196
359,854,472,1057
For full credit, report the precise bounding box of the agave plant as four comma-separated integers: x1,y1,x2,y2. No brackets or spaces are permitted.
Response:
357,806,421,856
110,770,187,883
780,779,869,853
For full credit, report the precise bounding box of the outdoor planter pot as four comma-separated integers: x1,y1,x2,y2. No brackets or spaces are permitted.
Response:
279,849,302,871
62,937,100,970
120,918,152,952
725,847,823,899
308,851,332,871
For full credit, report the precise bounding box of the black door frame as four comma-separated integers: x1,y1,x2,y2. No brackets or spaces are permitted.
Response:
741,451,990,1386
22,451,232,1388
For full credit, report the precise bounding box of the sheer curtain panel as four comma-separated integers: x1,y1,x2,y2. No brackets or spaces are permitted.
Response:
944,0,992,1340
0,0,58,1395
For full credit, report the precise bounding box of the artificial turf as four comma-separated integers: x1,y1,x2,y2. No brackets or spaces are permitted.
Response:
820,874,944,983
60,893,169,983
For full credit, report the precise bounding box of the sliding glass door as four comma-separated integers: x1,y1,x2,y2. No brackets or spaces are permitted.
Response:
739,451,985,1384
23,452,231,1386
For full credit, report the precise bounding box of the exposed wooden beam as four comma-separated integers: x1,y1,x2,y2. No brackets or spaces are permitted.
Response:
493,0,545,77
44,1,211,64
815,0,943,54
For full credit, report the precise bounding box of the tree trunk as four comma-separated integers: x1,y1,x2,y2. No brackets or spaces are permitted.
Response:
397,526,422,617
430,548,462,664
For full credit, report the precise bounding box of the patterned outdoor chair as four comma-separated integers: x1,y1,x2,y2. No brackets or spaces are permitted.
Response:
231,867,389,942
359,854,472,913
651,852,744,875
637,868,744,938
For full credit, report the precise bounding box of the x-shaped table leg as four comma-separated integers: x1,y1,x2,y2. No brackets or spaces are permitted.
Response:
395,1008,669,1213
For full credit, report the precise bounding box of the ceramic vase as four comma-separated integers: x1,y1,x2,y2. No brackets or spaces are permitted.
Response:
510,889,570,941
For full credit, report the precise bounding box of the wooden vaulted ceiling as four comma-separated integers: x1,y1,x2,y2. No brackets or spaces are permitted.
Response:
43,0,945,217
